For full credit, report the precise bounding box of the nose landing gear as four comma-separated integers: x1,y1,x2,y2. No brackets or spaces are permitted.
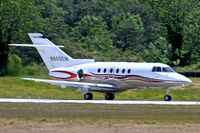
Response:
164,88,171,101
164,95,171,101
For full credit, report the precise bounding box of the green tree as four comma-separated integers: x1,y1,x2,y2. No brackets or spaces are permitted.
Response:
140,0,194,65
0,0,37,75
7,54,23,76
143,37,172,64
183,2,200,64
70,16,115,54
111,12,145,52
1,0,69,69
111,12,144,33
57,0,96,27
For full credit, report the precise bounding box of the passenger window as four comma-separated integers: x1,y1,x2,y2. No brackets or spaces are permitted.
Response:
104,68,107,73
97,68,101,73
110,68,113,73
128,69,131,73
116,68,119,73
122,69,125,73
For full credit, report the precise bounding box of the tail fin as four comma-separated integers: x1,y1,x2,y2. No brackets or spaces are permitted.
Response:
27,33,94,70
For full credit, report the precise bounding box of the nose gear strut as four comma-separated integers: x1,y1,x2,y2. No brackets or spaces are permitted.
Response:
164,88,171,101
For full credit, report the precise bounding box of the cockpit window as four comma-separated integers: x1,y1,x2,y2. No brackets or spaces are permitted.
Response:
152,67,156,72
162,67,174,72
156,67,161,72
152,66,175,73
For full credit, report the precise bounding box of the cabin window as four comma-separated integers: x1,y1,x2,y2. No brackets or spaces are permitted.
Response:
110,68,113,73
104,68,107,73
97,68,101,73
122,69,125,73
116,68,119,73
128,69,131,73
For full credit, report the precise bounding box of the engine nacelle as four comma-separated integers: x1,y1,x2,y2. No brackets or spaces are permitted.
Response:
49,67,84,81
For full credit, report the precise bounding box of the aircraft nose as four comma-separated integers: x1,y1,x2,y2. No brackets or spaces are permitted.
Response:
181,76,192,86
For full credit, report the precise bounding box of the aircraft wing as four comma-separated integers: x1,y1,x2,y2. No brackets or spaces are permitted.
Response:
22,78,116,92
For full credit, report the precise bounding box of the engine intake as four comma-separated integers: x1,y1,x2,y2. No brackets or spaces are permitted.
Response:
49,68,84,81
78,69,84,79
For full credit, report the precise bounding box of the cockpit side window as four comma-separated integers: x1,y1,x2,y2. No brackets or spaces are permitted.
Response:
156,67,161,72
163,67,168,72
152,66,175,72
152,67,156,72
163,67,174,72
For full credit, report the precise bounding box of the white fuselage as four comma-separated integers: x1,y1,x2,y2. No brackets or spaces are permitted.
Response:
49,62,191,93
9,33,192,100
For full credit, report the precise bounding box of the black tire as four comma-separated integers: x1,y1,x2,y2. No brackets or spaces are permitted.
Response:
84,93,93,100
105,93,115,100
164,95,171,101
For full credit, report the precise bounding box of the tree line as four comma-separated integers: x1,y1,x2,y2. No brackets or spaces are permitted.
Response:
1,0,200,76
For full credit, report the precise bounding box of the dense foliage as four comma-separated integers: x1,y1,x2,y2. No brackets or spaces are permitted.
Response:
1,0,200,75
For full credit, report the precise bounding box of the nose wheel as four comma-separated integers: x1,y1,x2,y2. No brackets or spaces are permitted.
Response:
164,88,171,101
164,95,171,101
84,93,93,100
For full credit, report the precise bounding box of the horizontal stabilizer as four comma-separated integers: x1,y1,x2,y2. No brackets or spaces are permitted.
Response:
8,44,64,48
9,33,95,70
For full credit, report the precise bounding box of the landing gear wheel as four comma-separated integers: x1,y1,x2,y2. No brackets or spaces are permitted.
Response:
105,93,115,100
164,95,171,101
84,93,93,100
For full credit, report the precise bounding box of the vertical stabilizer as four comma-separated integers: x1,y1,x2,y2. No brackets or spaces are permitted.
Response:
28,33,94,70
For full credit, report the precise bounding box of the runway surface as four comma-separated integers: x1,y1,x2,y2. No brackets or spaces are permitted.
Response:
0,98,199,105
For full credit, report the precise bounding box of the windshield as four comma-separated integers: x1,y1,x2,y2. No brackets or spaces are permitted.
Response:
162,67,174,72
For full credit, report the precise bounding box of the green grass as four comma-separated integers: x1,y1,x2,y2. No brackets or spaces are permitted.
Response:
0,76,200,101
0,103,200,124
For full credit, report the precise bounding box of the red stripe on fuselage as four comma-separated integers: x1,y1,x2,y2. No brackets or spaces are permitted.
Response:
50,70,77,80
50,71,163,83
88,72,163,83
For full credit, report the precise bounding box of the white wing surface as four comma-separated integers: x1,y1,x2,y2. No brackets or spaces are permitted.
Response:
22,78,116,91
8,44,65,47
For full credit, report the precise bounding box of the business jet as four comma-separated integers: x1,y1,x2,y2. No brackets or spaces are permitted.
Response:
9,33,192,101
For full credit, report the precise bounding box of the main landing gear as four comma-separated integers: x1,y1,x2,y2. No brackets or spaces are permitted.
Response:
164,88,172,101
83,93,115,100
84,93,93,100
105,93,115,100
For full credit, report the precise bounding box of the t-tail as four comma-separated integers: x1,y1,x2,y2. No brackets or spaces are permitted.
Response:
9,33,95,70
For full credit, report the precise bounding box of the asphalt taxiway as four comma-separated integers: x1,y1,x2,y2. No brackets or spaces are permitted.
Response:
0,98,199,105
